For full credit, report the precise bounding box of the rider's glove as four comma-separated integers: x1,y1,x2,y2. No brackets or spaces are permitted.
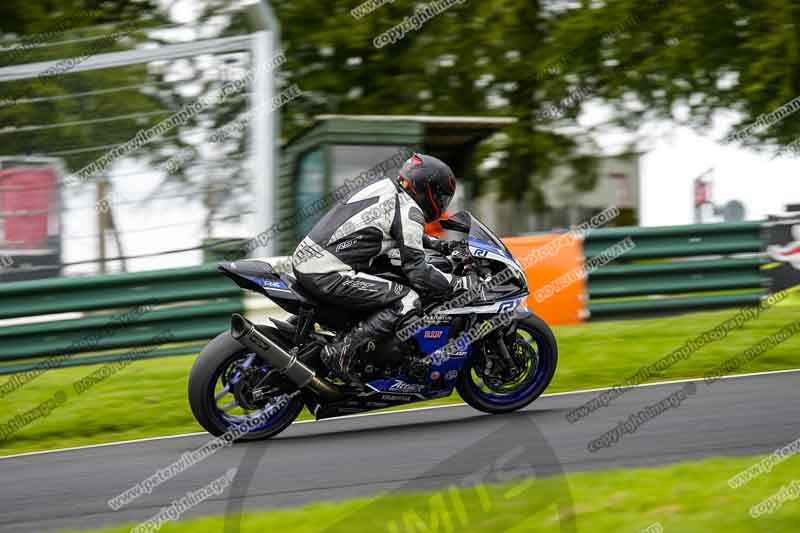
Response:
424,235,452,255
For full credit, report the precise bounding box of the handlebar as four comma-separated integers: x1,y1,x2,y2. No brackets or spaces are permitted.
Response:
444,240,475,274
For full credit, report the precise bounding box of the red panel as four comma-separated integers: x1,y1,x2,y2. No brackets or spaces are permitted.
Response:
0,168,55,247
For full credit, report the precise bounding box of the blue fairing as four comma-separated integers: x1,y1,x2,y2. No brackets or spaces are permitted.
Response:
413,326,450,353
243,275,290,291
364,325,473,398
426,348,470,386
468,237,514,260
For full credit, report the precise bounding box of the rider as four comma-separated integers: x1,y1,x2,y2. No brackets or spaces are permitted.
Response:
291,153,476,383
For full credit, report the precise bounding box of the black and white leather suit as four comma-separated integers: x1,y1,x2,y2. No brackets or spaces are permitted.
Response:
291,177,457,342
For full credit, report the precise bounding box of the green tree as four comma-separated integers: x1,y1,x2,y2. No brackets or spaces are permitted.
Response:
263,0,601,212
0,0,166,171
548,0,800,150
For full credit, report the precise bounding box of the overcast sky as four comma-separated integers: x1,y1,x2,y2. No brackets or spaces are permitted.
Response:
579,98,799,226
639,128,799,226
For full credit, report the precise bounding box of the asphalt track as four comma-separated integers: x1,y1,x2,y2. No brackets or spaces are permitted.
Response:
1,370,798,532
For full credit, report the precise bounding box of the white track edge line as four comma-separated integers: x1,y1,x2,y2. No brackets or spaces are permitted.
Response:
1,367,798,461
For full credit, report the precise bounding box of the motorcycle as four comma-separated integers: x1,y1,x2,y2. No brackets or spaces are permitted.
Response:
188,211,558,441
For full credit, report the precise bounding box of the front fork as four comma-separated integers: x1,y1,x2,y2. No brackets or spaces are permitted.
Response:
474,312,523,382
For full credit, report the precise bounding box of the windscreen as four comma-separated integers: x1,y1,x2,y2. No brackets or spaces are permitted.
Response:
443,211,510,256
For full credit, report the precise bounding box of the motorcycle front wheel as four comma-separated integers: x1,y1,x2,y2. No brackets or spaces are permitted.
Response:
456,314,557,414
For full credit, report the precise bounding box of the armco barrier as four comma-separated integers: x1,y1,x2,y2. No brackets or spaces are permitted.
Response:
584,221,769,318
0,264,243,374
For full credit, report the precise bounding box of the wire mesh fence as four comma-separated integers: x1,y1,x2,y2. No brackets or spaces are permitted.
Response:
0,9,271,281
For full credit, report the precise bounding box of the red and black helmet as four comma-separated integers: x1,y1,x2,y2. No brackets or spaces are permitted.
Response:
397,153,456,223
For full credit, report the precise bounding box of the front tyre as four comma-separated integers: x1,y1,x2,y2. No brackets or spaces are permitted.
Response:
188,332,304,441
457,314,557,414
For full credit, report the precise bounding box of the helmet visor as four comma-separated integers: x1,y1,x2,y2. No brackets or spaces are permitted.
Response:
427,183,454,220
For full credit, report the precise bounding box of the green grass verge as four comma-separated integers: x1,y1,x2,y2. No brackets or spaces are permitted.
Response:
1,293,799,456
61,453,800,532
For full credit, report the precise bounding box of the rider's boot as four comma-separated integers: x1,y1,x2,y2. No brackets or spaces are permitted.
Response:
321,306,401,384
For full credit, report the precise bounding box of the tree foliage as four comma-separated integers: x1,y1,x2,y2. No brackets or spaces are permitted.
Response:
0,1,166,171
550,0,800,150
1,0,797,224
266,0,603,208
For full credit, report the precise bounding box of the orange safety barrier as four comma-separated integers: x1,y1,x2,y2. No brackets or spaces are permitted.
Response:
502,234,586,325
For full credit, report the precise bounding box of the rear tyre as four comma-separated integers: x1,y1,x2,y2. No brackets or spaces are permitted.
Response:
457,314,557,414
188,332,304,441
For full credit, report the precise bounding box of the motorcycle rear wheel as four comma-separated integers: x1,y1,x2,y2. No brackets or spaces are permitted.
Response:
188,332,304,441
